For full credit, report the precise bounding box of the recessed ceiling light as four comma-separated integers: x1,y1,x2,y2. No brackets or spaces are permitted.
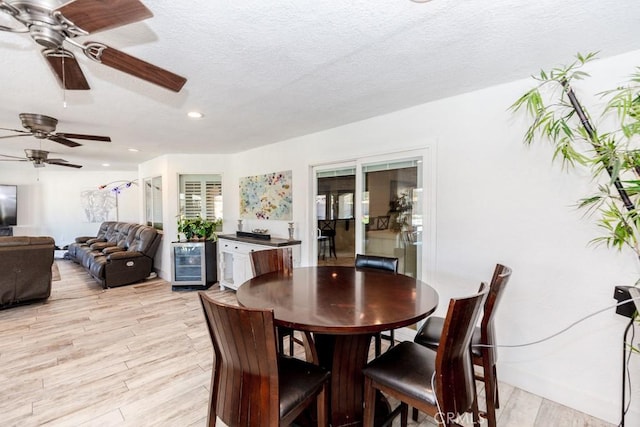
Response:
187,111,204,119
102,163,110,167
128,148,139,152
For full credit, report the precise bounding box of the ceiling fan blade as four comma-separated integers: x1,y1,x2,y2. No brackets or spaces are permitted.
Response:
0,133,33,140
42,49,90,90
56,0,152,34
56,133,111,142
0,153,28,160
48,135,82,148
47,159,83,168
84,42,187,92
0,127,31,134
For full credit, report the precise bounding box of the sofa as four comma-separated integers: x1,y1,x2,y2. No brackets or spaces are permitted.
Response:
0,236,54,308
68,221,162,288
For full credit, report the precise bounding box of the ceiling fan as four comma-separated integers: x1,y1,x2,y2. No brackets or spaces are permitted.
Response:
0,112,110,147
0,0,186,92
0,148,82,168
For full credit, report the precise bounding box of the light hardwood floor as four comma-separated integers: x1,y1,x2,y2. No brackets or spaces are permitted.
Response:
0,259,614,426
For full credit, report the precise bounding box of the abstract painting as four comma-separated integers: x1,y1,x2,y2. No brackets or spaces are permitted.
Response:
81,189,116,222
239,170,292,220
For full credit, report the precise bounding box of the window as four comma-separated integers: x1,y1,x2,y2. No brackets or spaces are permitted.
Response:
144,176,163,230
337,192,354,219
316,167,356,220
316,195,327,220
179,174,223,225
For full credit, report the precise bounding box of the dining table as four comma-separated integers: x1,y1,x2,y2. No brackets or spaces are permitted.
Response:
236,265,439,427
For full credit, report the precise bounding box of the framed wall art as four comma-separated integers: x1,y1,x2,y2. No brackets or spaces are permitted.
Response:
239,170,292,220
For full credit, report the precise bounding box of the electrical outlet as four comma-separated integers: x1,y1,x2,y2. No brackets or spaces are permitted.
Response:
613,286,636,318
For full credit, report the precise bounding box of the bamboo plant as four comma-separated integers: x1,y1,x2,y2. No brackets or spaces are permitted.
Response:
510,52,640,258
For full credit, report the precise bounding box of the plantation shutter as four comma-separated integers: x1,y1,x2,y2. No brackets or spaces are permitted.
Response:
180,175,223,220
205,181,222,220
184,180,203,218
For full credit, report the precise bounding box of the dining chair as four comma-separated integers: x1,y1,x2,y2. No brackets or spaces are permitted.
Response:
318,220,337,258
362,285,488,427
250,248,300,356
413,264,512,427
250,247,294,277
355,253,399,356
199,292,330,427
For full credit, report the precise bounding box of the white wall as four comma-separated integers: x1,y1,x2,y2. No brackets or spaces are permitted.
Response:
0,164,138,246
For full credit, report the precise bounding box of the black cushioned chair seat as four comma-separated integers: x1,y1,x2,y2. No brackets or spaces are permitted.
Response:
278,356,331,418
362,341,438,406
414,316,482,358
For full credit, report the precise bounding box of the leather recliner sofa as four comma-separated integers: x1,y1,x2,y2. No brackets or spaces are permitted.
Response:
0,236,54,308
67,221,161,288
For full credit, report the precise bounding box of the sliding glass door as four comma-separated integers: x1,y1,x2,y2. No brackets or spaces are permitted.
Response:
361,158,422,278
313,152,426,280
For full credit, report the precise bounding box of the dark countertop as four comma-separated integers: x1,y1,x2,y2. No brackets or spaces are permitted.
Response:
217,234,301,247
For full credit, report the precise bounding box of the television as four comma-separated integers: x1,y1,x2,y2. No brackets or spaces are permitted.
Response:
0,184,17,227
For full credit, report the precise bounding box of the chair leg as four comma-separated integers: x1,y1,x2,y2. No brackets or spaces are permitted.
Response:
493,364,500,408
411,407,418,421
482,361,498,427
400,402,409,427
375,334,382,357
472,397,480,427
316,383,329,427
329,236,336,258
363,377,377,426
289,331,295,355
389,330,395,347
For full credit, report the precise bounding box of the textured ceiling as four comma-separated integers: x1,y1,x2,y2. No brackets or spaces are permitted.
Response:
0,0,639,170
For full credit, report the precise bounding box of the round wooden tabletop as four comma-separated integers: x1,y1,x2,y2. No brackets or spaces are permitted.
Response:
236,266,439,335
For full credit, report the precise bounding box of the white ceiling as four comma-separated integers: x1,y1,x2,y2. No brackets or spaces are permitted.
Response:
0,0,639,171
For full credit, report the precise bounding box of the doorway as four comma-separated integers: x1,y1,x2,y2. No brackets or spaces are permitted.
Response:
315,167,356,266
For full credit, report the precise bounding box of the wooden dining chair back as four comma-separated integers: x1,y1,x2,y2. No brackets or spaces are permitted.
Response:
413,264,512,427
250,247,293,277
198,292,329,427
249,248,298,355
362,285,488,427
355,254,399,356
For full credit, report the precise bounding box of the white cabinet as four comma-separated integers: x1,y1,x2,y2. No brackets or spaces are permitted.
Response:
218,235,301,291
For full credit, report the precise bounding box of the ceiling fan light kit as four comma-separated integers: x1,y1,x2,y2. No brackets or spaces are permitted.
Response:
0,0,187,92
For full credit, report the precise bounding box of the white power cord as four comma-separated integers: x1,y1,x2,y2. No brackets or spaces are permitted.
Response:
473,296,640,349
